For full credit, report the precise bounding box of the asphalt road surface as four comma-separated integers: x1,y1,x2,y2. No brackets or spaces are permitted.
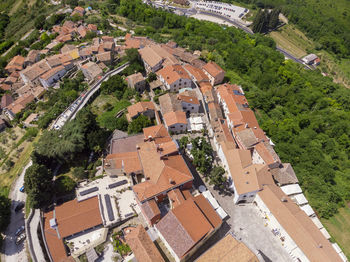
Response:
2,161,32,262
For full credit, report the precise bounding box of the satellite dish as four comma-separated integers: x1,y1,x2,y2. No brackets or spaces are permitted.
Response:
199,185,206,193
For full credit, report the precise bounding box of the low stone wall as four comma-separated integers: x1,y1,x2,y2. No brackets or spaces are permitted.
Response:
25,209,37,262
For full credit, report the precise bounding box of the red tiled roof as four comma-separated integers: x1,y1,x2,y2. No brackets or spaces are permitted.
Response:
127,101,155,119
163,111,187,126
156,196,222,259
43,197,102,262
157,64,191,85
202,61,224,78
133,139,193,202
125,225,165,262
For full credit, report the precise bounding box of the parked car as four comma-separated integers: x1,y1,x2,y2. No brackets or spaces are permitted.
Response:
19,186,24,192
15,226,25,236
15,202,24,212
15,233,26,245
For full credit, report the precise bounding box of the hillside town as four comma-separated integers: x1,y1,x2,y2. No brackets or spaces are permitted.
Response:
0,2,348,262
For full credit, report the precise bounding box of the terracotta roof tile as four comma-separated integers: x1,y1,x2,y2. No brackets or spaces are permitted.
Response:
202,61,224,78
105,151,143,174
258,185,342,262
157,64,191,85
159,93,182,115
127,101,155,119
156,197,221,259
133,138,193,201
184,64,209,83
195,234,259,262
177,93,200,105
143,124,172,144
163,111,187,126
43,197,102,262
125,225,165,262
220,143,262,195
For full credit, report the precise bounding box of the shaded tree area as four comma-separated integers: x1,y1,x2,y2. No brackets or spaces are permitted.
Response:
121,48,145,76
28,106,110,208
114,0,350,218
24,164,52,208
127,115,152,134
0,195,11,232
252,8,280,33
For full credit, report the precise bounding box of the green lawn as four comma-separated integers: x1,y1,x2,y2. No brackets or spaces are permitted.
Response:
322,207,350,259
91,94,119,115
269,24,314,58
96,99,131,128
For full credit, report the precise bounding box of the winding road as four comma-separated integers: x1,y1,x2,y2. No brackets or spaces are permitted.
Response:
1,161,32,262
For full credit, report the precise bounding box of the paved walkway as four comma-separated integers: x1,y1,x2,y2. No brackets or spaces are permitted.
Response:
191,179,294,262
28,209,46,262
2,161,32,262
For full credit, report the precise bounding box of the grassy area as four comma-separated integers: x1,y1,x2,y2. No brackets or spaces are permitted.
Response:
322,207,350,259
0,132,40,197
91,94,119,115
269,24,350,88
269,24,314,58
318,52,350,88
25,197,31,218
95,98,131,128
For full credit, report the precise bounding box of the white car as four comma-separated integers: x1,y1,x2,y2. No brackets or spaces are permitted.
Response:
15,233,26,245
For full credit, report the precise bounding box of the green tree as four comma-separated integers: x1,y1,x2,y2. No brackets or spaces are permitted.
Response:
147,72,157,82
209,166,227,189
100,74,127,97
34,15,46,29
269,8,280,29
128,115,152,134
72,167,87,180
24,164,53,208
179,136,189,150
0,195,11,232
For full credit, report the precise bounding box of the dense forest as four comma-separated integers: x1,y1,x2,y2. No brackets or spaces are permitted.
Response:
224,0,350,59
112,0,350,218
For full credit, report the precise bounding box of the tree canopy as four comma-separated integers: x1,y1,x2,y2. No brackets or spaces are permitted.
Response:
24,163,53,208
0,195,11,232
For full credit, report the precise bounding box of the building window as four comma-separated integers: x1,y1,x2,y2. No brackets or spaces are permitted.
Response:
249,195,254,197
243,195,247,198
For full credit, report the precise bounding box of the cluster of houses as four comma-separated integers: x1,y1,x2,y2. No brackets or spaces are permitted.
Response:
7,25,343,261
51,19,98,45
0,19,118,121
202,81,346,261
111,34,345,261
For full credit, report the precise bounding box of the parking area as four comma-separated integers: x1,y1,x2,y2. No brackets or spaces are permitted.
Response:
194,1,249,20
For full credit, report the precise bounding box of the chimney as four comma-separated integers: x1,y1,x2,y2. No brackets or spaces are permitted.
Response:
281,197,287,202
169,179,175,184
245,123,248,128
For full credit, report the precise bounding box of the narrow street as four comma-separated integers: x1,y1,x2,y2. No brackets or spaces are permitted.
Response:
2,161,32,262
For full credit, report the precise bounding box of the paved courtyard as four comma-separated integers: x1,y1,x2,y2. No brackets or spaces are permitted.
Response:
191,180,294,262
